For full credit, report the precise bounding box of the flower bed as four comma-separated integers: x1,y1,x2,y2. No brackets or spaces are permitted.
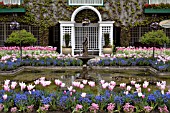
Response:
0,77,169,113
0,46,170,72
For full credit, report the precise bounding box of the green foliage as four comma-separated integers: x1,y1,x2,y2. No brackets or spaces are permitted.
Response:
140,30,169,45
64,33,70,48
6,29,37,46
103,33,112,48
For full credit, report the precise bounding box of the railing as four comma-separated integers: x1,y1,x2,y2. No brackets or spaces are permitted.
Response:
68,0,103,6
0,0,23,5
149,0,170,4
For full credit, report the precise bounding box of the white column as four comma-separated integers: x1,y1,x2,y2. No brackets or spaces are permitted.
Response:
71,24,75,56
60,24,63,55
98,23,102,56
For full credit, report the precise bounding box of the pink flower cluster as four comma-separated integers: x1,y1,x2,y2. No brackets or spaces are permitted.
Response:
158,105,169,113
123,103,135,113
0,46,57,51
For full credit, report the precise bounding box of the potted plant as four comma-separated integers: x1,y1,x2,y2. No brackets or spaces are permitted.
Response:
103,33,113,54
62,33,72,55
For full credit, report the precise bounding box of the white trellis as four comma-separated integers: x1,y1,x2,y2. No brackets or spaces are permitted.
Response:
2,0,21,5
68,0,103,6
149,0,170,4
59,6,114,56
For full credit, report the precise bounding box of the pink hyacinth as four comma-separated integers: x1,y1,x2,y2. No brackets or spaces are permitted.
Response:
27,105,34,112
0,103,4,111
76,104,83,111
158,105,169,113
107,103,115,112
144,106,153,113
10,107,17,113
123,103,135,113
90,103,99,113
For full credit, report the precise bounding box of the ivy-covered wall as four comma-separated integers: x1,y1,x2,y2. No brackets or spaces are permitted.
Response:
0,0,170,46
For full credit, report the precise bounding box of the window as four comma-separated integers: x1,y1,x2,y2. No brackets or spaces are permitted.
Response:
3,0,22,5
68,0,103,6
149,0,170,4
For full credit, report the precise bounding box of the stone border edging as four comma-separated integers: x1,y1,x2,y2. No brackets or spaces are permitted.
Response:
0,66,169,77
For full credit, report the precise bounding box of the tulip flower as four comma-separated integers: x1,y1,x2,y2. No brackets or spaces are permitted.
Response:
110,81,116,86
82,80,87,84
68,86,73,91
100,80,105,84
126,86,132,91
19,82,26,91
2,94,7,100
3,85,10,91
120,83,126,88
11,82,17,90
81,93,86,98
27,84,35,91
55,79,62,86
79,84,84,89
88,81,95,87
131,80,136,85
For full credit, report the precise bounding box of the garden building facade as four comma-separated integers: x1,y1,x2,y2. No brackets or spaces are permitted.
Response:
0,0,170,55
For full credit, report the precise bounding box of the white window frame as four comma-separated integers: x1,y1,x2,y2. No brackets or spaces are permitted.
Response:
3,0,22,5
149,0,170,4
68,0,103,6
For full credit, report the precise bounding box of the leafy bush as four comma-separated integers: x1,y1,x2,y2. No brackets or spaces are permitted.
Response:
140,30,169,46
6,29,37,46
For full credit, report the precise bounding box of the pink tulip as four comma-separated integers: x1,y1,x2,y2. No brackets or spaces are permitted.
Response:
82,80,87,84
68,86,73,91
110,81,116,86
148,88,151,92
131,80,136,85
72,81,80,87
88,81,95,87
81,93,86,98
27,84,35,91
3,85,10,91
143,83,148,88
4,80,10,86
100,80,105,84
120,83,126,88
34,80,40,85
126,86,131,91
60,83,65,88
135,84,141,89
55,79,62,86
2,94,7,100
108,85,114,91
11,82,17,90
70,92,73,96
19,82,26,91
79,84,84,89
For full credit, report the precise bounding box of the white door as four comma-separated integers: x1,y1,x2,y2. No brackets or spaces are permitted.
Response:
74,23,99,54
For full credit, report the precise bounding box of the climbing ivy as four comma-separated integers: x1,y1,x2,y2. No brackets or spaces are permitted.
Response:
0,0,170,46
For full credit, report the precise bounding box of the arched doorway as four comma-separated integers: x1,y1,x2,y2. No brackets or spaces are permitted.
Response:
74,9,99,55
59,6,114,56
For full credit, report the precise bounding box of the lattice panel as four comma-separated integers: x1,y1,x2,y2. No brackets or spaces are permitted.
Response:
75,26,98,50
62,26,72,47
101,26,111,47
149,0,170,4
